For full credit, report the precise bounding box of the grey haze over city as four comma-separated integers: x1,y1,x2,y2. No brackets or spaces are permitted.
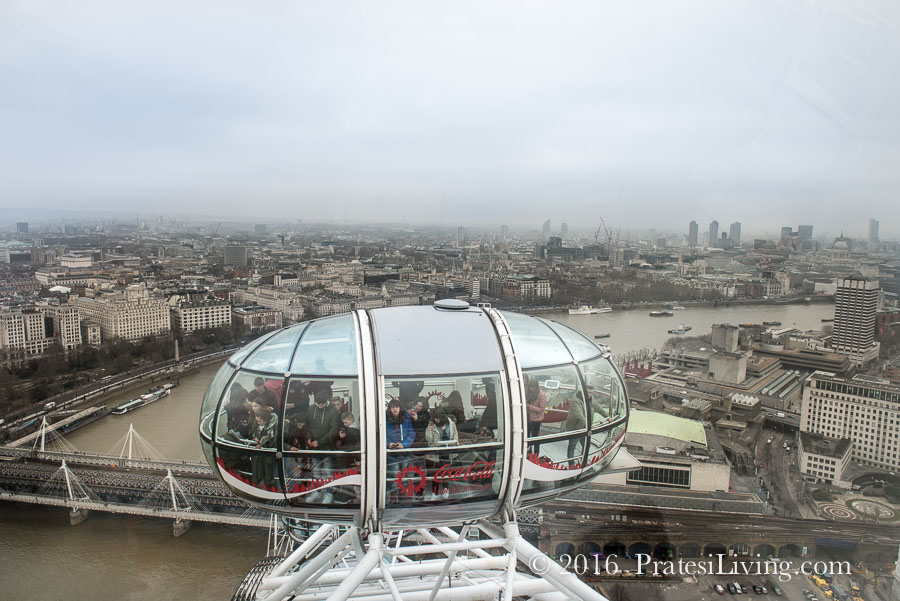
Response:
1,1,899,236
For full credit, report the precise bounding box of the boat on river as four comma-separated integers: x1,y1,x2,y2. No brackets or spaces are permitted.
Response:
569,305,613,315
649,310,674,317
667,324,692,334
111,386,172,415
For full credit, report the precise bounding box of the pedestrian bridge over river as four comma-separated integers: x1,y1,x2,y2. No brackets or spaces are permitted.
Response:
0,424,271,535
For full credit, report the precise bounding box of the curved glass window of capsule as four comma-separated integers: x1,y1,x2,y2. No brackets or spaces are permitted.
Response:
289,314,358,376
580,356,628,427
215,371,287,495
200,362,235,439
381,374,504,510
521,364,589,498
282,377,361,508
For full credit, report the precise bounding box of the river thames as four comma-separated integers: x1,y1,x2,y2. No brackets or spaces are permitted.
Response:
0,302,834,600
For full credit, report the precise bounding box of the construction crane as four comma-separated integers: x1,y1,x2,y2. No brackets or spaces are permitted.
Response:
595,218,613,252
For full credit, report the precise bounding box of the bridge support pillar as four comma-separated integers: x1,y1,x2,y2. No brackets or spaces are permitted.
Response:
69,508,89,526
173,519,191,538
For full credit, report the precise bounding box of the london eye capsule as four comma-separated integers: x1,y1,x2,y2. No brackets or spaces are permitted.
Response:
199,301,628,530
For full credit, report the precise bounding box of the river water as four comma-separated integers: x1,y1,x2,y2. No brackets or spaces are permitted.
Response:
0,302,834,600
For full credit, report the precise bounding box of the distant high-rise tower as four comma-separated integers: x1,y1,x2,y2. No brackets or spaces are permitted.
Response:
868,218,880,244
223,246,249,267
500,225,509,239
797,225,814,250
560,222,568,238
708,220,719,248
16,222,28,234
832,278,880,366
457,226,467,245
542,219,551,239
729,222,741,248
254,224,267,234
688,221,698,248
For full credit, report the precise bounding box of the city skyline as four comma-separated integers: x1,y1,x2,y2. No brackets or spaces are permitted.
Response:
2,2,900,234
0,209,894,244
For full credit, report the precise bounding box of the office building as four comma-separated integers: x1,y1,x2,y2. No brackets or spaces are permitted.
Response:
798,431,852,484
801,371,900,471
0,309,53,357
16,222,28,233
43,304,83,350
832,278,880,365
869,218,880,244
457,226,467,245
170,299,232,335
223,246,249,267
73,285,171,342
708,220,719,248
232,306,283,332
729,222,741,248
797,224,814,250
254,223,267,234
688,221,698,248
542,219,551,239
560,222,568,238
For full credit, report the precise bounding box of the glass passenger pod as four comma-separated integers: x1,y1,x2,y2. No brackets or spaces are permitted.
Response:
199,315,363,523
371,305,508,528
500,312,628,504
199,305,629,527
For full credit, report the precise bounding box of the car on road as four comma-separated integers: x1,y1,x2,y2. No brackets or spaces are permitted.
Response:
714,584,725,594
727,583,737,594
771,584,783,596
760,585,768,594
753,585,762,594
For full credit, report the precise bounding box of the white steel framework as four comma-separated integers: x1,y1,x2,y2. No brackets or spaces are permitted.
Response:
243,517,607,601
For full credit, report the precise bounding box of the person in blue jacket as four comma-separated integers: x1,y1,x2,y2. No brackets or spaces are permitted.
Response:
386,399,415,484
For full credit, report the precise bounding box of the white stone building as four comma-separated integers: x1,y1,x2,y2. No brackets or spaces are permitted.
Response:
801,371,900,471
170,299,232,335
74,285,171,341
0,309,54,357
233,286,305,322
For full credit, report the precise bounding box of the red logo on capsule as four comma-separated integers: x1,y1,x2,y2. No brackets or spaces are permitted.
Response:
434,460,495,483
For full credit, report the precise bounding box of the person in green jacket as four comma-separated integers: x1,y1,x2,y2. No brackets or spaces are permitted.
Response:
566,390,588,467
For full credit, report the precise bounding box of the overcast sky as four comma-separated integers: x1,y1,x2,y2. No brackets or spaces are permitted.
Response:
1,1,899,237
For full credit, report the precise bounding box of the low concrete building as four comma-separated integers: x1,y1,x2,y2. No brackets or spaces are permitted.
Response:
798,431,851,485
595,410,731,492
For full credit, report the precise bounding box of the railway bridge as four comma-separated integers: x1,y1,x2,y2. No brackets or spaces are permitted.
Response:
0,445,269,535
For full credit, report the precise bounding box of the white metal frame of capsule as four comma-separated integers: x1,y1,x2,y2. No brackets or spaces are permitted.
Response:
249,519,609,601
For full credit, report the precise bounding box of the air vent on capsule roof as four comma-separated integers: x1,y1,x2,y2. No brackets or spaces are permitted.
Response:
433,299,470,310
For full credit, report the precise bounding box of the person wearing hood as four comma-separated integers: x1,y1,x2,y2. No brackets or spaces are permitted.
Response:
306,385,339,451
304,383,339,503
